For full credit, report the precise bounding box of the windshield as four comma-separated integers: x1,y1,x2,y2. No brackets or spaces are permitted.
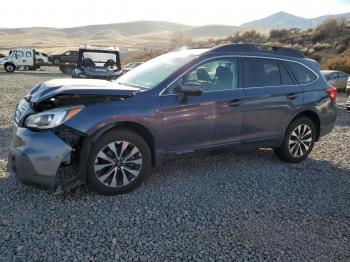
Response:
82,51,117,66
117,49,208,89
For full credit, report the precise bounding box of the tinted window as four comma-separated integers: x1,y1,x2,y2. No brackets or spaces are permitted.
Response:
328,73,337,80
168,57,238,93
243,58,280,87
338,72,348,78
279,61,294,85
286,62,317,84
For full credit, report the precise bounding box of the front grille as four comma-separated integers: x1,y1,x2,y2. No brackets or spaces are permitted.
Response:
14,99,29,123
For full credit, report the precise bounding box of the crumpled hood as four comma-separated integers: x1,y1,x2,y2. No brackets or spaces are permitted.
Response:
26,78,140,103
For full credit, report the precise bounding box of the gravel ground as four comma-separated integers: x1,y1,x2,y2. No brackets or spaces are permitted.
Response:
0,71,349,261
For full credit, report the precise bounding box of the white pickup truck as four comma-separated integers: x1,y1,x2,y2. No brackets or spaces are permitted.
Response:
0,48,74,73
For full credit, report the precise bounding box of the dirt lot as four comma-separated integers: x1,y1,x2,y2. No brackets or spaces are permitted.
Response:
0,71,349,261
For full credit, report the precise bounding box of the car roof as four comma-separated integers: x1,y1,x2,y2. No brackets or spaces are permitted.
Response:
321,70,339,73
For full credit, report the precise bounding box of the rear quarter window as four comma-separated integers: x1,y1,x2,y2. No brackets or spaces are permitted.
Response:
285,62,317,84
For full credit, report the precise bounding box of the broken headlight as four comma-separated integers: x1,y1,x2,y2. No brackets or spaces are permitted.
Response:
24,106,83,129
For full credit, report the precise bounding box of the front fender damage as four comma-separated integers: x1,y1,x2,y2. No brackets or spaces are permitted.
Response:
52,125,90,194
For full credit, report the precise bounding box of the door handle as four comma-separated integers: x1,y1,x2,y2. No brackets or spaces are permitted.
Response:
287,93,298,100
228,99,242,107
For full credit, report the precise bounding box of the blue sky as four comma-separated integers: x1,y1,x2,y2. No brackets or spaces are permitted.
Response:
1,0,349,28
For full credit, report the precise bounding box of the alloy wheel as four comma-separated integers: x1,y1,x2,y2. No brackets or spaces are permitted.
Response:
288,124,313,158
94,141,143,188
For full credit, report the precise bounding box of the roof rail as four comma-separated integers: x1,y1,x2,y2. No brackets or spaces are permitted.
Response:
259,45,304,58
210,44,259,53
209,43,304,58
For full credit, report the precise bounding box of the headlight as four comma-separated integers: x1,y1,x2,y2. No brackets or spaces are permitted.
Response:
24,106,83,129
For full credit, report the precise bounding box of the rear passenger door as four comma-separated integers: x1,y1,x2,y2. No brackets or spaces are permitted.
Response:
241,57,304,142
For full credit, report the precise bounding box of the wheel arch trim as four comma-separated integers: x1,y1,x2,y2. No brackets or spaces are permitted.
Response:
77,121,160,184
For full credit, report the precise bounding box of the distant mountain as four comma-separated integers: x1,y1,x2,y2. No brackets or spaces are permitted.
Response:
182,25,240,38
59,21,191,37
241,11,350,29
1,11,350,53
310,12,350,27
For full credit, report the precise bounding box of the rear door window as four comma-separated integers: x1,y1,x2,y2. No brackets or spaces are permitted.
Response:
285,62,317,84
338,72,348,78
243,58,281,87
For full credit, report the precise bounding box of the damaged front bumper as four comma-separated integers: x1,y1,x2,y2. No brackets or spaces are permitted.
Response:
7,124,73,190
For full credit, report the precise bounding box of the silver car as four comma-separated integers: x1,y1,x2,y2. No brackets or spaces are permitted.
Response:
322,70,349,92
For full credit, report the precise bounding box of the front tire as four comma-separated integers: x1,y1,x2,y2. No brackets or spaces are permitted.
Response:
274,117,316,163
86,129,152,195
4,63,15,73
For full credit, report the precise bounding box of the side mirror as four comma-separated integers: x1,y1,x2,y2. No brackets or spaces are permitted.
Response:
176,82,203,102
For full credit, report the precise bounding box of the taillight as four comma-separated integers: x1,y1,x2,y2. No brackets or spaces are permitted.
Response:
326,87,337,102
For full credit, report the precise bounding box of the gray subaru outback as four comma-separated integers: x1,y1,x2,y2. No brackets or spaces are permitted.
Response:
7,44,337,194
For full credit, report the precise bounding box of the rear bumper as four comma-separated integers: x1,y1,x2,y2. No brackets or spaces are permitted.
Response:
6,125,73,189
319,101,337,138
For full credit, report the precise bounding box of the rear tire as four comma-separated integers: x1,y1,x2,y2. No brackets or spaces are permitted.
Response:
274,117,316,163
86,129,152,195
53,58,60,64
4,63,15,73
62,66,73,74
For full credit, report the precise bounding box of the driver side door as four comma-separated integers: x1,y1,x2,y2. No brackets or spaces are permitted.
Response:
13,51,26,66
160,57,244,153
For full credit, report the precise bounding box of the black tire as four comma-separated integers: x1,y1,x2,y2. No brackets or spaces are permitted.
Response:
86,129,152,195
274,117,316,163
4,63,15,73
53,58,60,64
62,66,73,74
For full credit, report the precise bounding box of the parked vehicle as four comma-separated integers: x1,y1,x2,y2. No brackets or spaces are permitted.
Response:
346,78,350,95
35,52,49,63
322,70,349,91
71,45,122,80
49,50,79,64
0,48,40,72
122,62,143,74
7,44,337,195
0,48,76,74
